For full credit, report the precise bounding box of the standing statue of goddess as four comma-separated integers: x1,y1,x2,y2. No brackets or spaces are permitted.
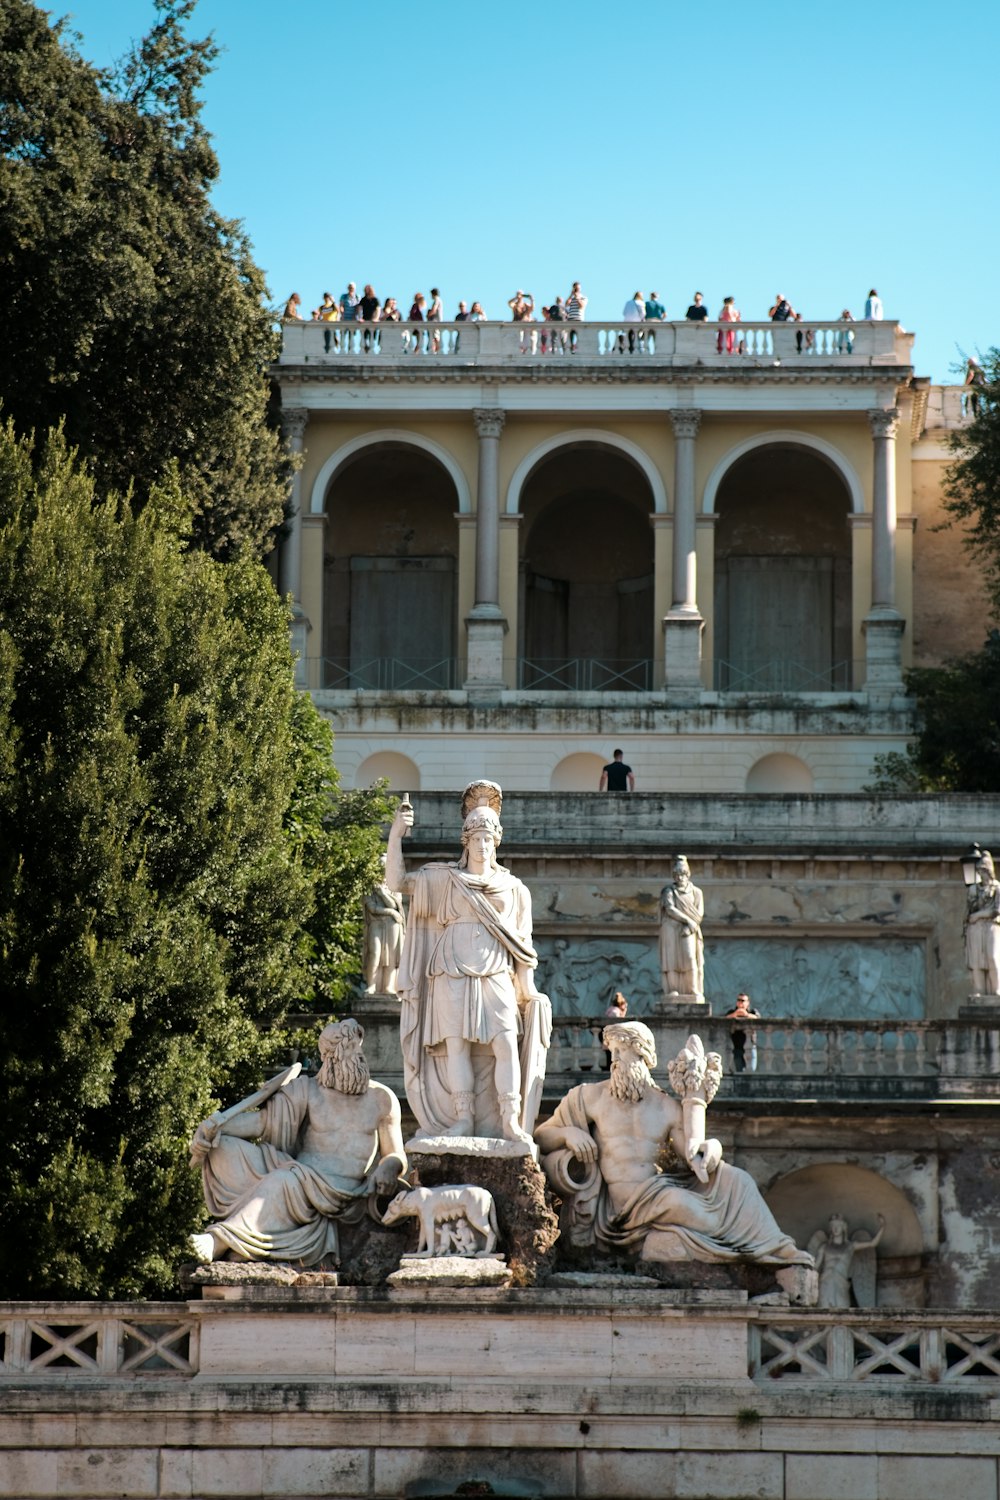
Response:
965,849,1000,996
385,781,551,1145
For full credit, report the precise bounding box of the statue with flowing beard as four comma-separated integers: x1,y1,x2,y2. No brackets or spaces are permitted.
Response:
189,1019,406,1267
536,1022,812,1267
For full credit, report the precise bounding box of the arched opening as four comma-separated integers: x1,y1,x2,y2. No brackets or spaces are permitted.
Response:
354,751,420,791
324,444,459,688
764,1163,925,1307
714,446,852,691
550,752,607,791
745,753,814,793
519,446,655,690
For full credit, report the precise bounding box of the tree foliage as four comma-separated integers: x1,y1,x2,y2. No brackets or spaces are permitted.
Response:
943,348,1000,614
865,633,1000,794
0,421,309,1298
0,0,288,559
284,694,395,1013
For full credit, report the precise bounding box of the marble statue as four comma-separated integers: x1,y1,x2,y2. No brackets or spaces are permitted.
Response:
965,849,1000,995
386,783,551,1146
659,856,705,1001
382,1184,499,1257
808,1212,885,1307
536,1022,812,1268
363,858,406,995
189,1018,406,1266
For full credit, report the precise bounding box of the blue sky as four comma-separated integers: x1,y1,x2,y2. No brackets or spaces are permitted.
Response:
59,0,996,384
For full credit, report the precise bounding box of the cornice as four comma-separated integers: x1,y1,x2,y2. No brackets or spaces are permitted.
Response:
275,362,913,392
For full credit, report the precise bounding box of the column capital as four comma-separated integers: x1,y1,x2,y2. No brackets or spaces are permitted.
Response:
670,409,703,440
281,406,309,442
473,408,506,440
868,407,900,440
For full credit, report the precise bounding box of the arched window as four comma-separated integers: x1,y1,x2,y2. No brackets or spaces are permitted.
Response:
745,753,814,793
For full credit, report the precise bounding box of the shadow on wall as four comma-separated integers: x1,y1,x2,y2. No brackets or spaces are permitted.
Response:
745,753,814,793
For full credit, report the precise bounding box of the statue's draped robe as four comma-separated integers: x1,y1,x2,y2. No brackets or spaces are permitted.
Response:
397,862,551,1137
541,1085,810,1265
966,878,1000,989
199,1077,371,1265
659,882,704,992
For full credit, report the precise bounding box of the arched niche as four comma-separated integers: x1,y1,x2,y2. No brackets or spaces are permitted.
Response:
745,753,814,793
354,751,420,791
712,444,853,691
764,1163,925,1307
517,444,657,689
322,443,460,689
550,753,607,792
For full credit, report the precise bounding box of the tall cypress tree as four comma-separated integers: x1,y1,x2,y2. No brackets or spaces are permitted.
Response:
0,0,288,559
0,423,307,1297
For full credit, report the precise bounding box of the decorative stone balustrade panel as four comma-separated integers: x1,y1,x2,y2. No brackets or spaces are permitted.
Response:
751,1317,1000,1383
0,1306,196,1376
279,319,909,368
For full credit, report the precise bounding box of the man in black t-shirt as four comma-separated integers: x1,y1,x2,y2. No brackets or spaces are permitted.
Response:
685,292,709,321
599,749,635,792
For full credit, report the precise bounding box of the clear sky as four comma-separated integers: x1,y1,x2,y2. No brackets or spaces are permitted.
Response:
58,0,997,384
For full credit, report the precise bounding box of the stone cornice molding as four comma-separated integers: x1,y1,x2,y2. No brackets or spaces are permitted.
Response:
868,407,900,440
670,409,703,440
280,406,309,441
473,408,506,439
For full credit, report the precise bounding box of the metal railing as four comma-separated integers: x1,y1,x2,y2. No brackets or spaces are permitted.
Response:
713,658,859,692
320,657,460,691
516,657,654,691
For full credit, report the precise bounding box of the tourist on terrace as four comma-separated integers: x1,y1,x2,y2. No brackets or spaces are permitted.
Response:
314,292,339,352
564,281,587,352
622,291,645,353
454,301,470,321
864,288,883,320
381,297,401,322
427,287,442,352
602,991,629,1068
357,284,380,352
282,292,302,321
599,749,634,792
508,290,535,321
645,291,665,320
837,309,855,353
769,293,796,321
717,295,741,354
469,301,488,320
339,283,360,321
724,991,761,1073
685,292,709,321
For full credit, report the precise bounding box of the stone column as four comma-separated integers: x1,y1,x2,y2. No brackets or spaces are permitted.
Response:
863,407,905,698
663,409,705,693
464,408,507,698
279,407,310,686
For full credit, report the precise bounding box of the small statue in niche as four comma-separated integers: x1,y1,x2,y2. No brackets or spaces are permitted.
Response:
659,855,705,1002
965,849,1000,996
382,1183,500,1257
362,857,406,995
808,1212,885,1307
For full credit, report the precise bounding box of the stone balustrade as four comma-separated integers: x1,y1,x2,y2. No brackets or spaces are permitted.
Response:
279,317,912,368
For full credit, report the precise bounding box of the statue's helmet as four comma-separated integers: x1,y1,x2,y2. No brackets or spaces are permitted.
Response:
461,779,503,821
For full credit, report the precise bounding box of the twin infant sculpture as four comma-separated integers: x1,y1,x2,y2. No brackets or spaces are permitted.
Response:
188,784,830,1289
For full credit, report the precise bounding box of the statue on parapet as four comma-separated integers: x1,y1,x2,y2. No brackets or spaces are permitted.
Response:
188,1019,406,1266
536,1022,812,1270
386,781,551,1146
965,848,1000,996
808,1212,885,1307
659,855,705,1002
362,855,406,995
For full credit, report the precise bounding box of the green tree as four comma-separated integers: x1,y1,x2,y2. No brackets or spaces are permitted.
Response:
285,692,395,1013
865,633,1000,794
0,421,306,1299
0,0,288,559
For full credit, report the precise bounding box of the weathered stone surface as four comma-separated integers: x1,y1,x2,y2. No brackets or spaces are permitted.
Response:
637,1257,775,1297
386,1255,512,1288
545,1271,660,1289
403,1150,559,1287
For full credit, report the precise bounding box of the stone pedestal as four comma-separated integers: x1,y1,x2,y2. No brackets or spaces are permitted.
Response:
663,611,705,694
406,1140,559,1286
463,607,507,699
862,610,905,699
387,1255,512,1288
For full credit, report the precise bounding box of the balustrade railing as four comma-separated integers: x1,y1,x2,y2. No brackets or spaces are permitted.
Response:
713,658,859,693
0,1305,197,1376
750,1315,1000,1383
280,318,910,367
516,657,654,691
320,657,460,691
